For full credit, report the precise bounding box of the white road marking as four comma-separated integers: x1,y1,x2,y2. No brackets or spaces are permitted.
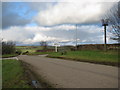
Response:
2,57,19,60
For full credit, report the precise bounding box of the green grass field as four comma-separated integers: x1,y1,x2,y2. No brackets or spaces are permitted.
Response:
48,50,119,63
2,54,18,58
2,59,31,88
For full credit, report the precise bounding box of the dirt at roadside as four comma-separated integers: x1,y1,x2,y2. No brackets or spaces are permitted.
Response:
20,60,53,88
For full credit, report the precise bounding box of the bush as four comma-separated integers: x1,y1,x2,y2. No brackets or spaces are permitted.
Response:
22,51,29,55
61,51,67,55
71,47,76,51
2,41,16,55
15,50,22,55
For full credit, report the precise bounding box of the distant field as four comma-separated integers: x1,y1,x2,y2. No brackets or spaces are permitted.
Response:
2,59,31,88
16,46,43,53
48,50,119,66
16,46,55,55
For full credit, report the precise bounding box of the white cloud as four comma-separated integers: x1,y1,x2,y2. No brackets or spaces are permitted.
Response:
3,0,118,3
2,1,117,45
2,25,75,44
34,1,115,26
33,33,56,41
2,24,116,45
52,24,76,30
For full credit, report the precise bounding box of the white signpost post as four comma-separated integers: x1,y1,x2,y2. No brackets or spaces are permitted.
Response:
54,43,60,52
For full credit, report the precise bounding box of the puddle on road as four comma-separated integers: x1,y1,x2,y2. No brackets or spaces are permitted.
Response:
21,61,42,88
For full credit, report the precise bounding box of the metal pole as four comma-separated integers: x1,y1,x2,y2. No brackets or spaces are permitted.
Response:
104,25,107,51
76,24,77,50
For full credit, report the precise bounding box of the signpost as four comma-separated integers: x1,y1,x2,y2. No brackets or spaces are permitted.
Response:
54,43,60,52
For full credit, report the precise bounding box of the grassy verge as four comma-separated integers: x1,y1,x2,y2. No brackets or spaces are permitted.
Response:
2,59,32,88
48,50,119,66
2,54,18,58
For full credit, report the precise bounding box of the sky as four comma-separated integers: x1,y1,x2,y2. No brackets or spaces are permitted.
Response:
1,0,118,46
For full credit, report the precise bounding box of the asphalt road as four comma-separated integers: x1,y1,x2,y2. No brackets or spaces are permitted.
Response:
18,55,119,88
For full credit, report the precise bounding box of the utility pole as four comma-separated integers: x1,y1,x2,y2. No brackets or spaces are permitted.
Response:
76,24,77,50
101,19,108,51
104,25,107,51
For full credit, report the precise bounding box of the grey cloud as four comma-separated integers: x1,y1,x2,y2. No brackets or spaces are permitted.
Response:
28,2,56,11
2,2,57,29
2,2,32,29
37,25,104,44
2,13,31,29
34,2,115,26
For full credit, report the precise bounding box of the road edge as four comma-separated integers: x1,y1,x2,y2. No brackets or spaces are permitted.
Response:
20,60,54,88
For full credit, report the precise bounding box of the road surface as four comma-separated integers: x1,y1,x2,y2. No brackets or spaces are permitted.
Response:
18,55,119,88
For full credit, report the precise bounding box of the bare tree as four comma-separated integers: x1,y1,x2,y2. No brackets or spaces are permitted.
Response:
2,41,16,54
104,2,120,42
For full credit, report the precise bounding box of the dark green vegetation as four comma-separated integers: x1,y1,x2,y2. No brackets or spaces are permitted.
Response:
2,41,16,55
2,41,20,58
48,50,119,66
2,59,32,88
